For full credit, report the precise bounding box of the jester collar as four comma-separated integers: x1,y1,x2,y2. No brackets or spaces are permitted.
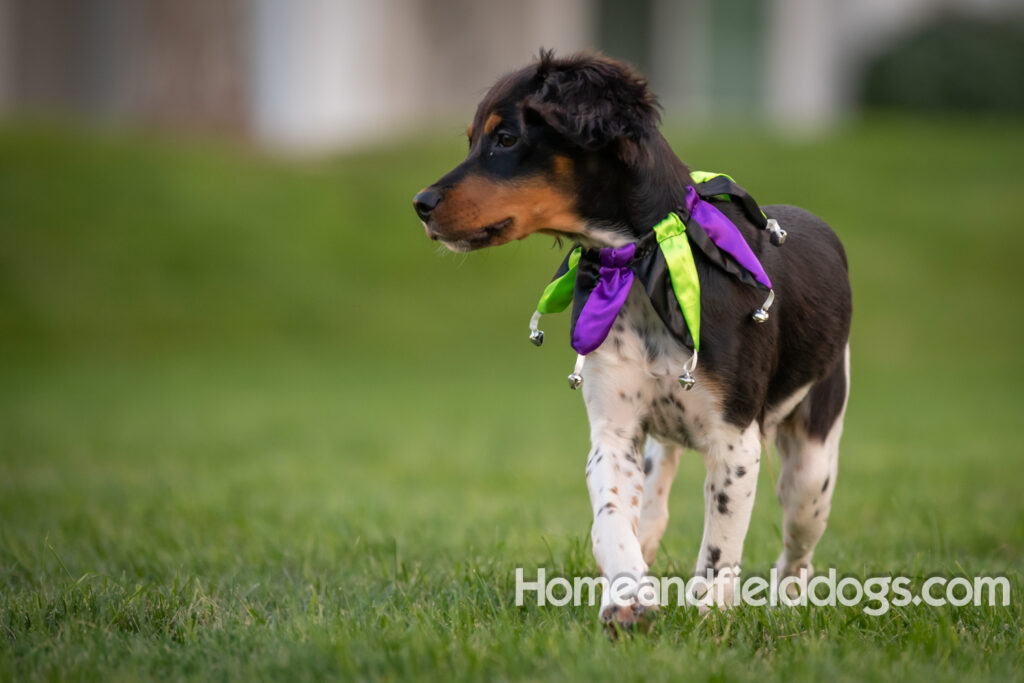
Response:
528,172,787,389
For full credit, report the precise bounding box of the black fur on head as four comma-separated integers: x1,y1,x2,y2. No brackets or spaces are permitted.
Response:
522,49,693,234
524,49,662,167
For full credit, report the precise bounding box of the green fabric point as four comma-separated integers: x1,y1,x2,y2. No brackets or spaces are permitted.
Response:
690,170,736,185
651,213,701,352
536,246,581,314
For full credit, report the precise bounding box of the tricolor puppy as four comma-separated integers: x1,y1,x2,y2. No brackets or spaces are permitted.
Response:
413,51,852,630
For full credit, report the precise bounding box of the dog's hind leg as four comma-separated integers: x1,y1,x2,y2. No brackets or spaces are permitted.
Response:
773,344,850,592
638,437,681,566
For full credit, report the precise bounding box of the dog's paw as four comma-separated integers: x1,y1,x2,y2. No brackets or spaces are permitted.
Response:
773,556,814,601
600,601,658,637
692,572,740,615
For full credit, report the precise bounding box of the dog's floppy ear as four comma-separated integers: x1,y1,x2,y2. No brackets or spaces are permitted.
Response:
524,50,660,166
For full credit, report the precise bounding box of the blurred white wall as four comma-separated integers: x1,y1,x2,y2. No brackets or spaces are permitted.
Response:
0,0,1019,150
248,0,592,150
766,0,843,130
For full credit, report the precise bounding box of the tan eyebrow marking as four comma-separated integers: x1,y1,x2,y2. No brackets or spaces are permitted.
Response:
552,154,573,180
484,113,502,135
467,123,474,140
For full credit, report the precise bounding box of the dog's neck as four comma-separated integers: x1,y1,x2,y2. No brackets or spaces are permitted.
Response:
628,134,693,231
577,133,693,248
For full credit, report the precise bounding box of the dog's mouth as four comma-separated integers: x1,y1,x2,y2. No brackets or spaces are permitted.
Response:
425,217,515,252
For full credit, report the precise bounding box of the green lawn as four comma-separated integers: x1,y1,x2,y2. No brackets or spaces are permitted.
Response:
1,118,1022,681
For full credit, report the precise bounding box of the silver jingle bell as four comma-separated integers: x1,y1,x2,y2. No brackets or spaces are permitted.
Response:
529,329,545,346
752,308,769,323
568,373,583,390
767,219,788,246
678,371,695,391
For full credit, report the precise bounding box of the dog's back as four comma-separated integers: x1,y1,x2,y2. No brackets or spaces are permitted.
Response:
692,200,851,429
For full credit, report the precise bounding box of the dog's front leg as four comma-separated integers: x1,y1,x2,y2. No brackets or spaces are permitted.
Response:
581,366,656,629
693,421,762,610
585,426,655,628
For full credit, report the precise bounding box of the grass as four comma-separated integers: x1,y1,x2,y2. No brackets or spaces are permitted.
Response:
1,116,1023,681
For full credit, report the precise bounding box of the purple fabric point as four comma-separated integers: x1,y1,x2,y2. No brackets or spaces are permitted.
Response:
685,185,772,289
572,243,636,355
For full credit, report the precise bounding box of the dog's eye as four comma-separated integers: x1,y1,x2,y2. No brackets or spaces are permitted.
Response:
496,133,518,148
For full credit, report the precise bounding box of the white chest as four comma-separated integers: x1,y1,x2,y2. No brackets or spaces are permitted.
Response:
579,284,723,451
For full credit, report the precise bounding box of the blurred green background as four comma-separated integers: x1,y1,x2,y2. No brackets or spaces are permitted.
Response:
1,116,1023,679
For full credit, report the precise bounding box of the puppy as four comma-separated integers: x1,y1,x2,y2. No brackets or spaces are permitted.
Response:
413,50,851,629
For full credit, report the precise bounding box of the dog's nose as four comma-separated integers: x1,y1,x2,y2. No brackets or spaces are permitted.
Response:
413,189,442,221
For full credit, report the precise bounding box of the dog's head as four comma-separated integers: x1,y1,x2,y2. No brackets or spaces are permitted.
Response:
413,50,670,252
